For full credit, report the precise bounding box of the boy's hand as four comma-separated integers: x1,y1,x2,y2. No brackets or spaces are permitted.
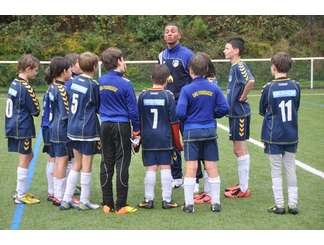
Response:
130,135,141,153
239,95,248,102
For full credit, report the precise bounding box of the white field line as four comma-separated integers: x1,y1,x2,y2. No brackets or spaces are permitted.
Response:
217,123,324,179
248,93,324,97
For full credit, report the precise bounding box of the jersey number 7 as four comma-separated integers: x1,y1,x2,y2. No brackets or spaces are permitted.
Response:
150,108,158,129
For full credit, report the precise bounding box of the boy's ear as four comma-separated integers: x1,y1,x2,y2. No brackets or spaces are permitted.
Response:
25,66,33,72
234,47,240,56
271,64,276,73
189,67,195,78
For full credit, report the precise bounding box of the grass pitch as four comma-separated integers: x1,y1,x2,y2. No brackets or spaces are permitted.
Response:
0,89,323,230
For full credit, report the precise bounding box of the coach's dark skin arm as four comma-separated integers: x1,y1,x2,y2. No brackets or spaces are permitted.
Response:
239,79,255,102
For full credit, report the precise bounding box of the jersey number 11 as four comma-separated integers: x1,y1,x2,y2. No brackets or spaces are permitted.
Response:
279,100,292,122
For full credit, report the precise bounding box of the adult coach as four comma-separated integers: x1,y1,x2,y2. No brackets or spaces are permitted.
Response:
99,47,140,215
158,22,193,188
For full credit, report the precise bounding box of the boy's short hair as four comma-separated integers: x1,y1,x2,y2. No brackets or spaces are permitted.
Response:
101,47,123,70
189,52,209,77
199,52,216,78
151,64,170,85
227,37,245,55
65,53,79,66
164,22,181,33
271,52,293,73
79,52,99,73
17,54,40,72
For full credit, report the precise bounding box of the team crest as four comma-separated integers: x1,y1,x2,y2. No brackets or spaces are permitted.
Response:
172,60,179,68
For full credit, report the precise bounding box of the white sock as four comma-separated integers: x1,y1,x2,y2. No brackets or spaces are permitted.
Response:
183,177,196,206
53,177,58,199
208,176,221,204
66,160,72,177
63,161,72,192
16,167,28,198
63,169,80,202
272,177,284,208
80,172,92,204
237,154,250,192
269,154,284,208
283,152,298,206
288,187,298,207
54,177,65,201
203,170,210,194
144,171,156,201
46,161,54,195
62,178,67,196
160,169,172,202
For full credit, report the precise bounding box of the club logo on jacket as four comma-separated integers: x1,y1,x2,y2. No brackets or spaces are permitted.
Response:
172,60,179,68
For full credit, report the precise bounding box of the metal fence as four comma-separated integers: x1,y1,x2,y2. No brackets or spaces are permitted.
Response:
1,57,324,89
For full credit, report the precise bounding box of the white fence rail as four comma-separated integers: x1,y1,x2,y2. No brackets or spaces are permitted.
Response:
1,57,324,89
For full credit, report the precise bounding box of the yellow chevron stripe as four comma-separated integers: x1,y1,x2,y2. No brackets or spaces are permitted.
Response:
22,82,39,110
97,141,102,150
167,75,174,83
54,83,69,112
239,132,244,137
23,139,30,150
239,119,244,123
240,123,244,127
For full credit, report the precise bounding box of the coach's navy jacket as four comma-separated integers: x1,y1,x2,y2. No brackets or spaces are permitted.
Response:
67,75,100,141
176,76,229,130
227,62,255,118
48,81,69,143
259,78,300,144
158,44,193,101
5,78,40,139
99,70,140,132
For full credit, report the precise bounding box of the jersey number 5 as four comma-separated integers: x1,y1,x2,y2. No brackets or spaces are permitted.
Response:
150,108,158,129
71,93,79,114
278,100,292,122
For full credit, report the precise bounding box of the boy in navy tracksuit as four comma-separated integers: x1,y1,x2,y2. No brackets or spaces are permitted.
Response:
259,52,300,215
60,52,101,211
137,64,182,210
176,52,229,213
48,56,72,205
99,47,140,215
5,54,41,205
